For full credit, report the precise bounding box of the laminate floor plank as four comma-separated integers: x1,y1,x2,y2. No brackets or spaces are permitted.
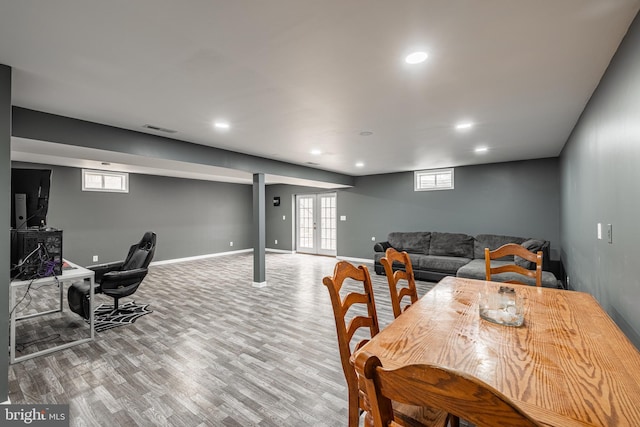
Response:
9,253,438,426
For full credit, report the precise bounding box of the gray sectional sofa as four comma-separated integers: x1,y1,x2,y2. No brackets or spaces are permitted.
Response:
373,231,560,288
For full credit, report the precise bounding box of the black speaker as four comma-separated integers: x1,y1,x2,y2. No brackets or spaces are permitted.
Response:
14,193,27,230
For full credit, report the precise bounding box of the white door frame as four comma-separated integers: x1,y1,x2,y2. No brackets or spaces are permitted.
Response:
295,192,337,256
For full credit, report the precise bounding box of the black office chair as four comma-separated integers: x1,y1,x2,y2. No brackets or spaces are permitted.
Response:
68,232,156,319
95,231,156,311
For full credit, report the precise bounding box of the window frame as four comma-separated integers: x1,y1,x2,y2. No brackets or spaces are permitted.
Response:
414,168,455,192
82,169,129,193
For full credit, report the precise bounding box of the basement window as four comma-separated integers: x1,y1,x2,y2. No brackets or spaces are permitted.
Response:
414,168,454,191
82,169,129,193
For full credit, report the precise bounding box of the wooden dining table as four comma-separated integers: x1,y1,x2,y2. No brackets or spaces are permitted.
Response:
353,276,640,427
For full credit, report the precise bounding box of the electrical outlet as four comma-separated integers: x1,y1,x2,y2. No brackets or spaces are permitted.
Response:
282,215,286,220
230,241,233,247
597,223,602,240
371,236,376,241
92,255,99,262
275,239,278,245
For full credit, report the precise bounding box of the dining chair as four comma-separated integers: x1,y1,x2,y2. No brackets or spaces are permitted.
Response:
484,243,542,287
380,248,419,318
355,350,542,427
323,261,450,427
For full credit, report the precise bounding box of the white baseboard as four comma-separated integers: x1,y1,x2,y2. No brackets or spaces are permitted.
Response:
150,249,253,266
145,249,370,267
265,248,295,254
337,256,373,264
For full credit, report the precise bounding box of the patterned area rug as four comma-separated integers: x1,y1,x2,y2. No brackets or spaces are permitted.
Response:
92,301,152,332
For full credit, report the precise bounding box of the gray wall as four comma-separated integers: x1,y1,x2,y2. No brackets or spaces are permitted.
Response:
13,162,253,267
1,65,11,402
339,158,560,260
266,158,561,261
266,184,327,251
560,12,640,347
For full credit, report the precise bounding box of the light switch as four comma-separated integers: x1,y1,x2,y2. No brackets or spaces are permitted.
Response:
340,215,347,221
607,224,613,244
597,223,602,240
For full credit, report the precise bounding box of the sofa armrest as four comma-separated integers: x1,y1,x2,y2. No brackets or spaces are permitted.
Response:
541,241,551,272
373,241,391,253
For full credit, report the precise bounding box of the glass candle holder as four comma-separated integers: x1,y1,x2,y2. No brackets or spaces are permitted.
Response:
479,285,524,327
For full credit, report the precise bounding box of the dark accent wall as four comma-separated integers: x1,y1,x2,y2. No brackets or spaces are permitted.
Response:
1,65,12,402
266,158,560,261
13,162,253,267
560,12,640,347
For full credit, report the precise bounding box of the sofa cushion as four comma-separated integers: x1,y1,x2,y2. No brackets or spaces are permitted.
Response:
411,255,472,274
429,232,474,258
473,234,528,259
388,232,431,254
456,259,560,288
515,239,546,269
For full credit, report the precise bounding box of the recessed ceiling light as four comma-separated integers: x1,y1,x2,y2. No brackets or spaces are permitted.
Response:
405,51,428,64
310,149,322,156
213,121,230,130
475,147,488,153
355,162,365,168
455,122,474,131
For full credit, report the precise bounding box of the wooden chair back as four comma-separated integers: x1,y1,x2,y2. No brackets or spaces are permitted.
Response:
485,243,542,287
355,351,542,427
323,261,380,427
380,248,419,318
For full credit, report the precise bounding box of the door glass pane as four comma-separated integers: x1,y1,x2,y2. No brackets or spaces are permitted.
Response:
320,195,336,251
298,197,314,249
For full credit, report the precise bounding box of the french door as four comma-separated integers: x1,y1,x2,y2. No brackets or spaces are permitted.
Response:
296,193,337,256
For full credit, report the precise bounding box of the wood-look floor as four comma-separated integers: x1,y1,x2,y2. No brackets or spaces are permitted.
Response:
9,253,440,427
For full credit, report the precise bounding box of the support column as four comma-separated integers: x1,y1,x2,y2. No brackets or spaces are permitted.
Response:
253,173,266,287
0,64,12,403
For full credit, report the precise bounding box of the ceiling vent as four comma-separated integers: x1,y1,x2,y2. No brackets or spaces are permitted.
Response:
143,124,177,134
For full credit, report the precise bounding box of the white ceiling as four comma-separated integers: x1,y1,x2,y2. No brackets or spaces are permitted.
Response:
1,1,639,185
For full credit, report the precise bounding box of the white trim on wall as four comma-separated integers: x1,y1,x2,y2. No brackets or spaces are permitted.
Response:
147,249,253,266
266,248,295,254
337,256,373,264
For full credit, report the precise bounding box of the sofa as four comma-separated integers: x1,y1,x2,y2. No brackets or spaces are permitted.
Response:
373,231,560,288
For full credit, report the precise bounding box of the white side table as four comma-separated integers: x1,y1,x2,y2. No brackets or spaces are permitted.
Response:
10,259,95,363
